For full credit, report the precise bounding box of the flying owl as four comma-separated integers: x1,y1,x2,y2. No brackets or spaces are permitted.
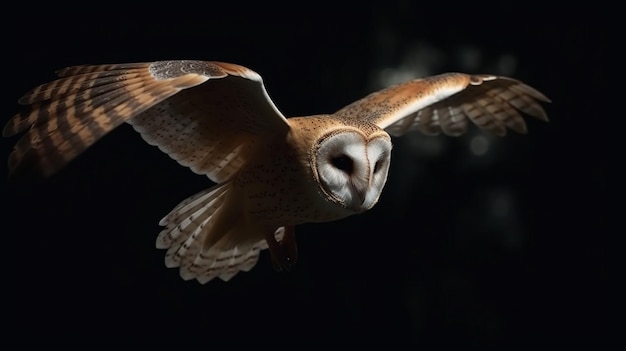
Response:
3,60,549,283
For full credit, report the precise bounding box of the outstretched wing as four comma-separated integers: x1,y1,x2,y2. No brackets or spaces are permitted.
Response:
4,60,290,181
333,73,549,137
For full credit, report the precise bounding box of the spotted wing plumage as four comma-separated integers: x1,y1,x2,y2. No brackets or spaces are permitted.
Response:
3,60,291,283
3,60,289,180
334,73,549,137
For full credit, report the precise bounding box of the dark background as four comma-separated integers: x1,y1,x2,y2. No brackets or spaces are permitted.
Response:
3,2,614,348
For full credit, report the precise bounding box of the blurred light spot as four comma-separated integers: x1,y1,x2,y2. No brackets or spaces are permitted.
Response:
378,68,418,87
373,41,446,89
489,189,511,219
486,187,524,249
405,133,446,157
470,135,489,156
457,46,482,71
496,54,518,75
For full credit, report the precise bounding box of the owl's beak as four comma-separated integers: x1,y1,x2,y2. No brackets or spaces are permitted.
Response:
355,187,367,206
350,176,371,209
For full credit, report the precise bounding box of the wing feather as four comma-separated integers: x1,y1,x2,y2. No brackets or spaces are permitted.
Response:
156,183,284,283
334,73,549,137
4,60,289,179
414,108,441,136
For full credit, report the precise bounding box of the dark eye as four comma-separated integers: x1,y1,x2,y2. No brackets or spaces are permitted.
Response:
373,159,383,174
331,154,353,174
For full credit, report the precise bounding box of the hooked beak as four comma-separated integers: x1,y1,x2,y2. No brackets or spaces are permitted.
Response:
350,175,371,209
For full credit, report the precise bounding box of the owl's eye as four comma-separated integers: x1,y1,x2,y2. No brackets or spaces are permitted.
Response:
373,159,383,174
331,154,353,174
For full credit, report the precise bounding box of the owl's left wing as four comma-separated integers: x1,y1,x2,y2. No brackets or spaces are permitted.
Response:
333,73,549,137
4,60,290,181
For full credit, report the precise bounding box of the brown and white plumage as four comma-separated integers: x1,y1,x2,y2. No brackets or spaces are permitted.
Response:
335,73,549,136
3,60,549,283
4,61,288,179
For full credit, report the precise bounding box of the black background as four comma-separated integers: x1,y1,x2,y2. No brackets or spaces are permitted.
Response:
3,2,614,348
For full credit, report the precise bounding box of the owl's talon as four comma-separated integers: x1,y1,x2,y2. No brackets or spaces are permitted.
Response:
281,225,298,270
265,226,297,272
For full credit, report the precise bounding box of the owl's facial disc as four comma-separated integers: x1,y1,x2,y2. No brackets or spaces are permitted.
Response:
315,131,392,212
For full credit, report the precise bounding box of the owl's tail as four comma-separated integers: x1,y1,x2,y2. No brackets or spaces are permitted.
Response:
156,183,284,283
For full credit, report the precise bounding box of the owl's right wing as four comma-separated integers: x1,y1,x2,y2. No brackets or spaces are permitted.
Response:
333,73,549,137
4,60,290,182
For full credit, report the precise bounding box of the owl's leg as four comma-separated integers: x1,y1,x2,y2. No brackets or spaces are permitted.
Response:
281,225,298,266
265,225,297,272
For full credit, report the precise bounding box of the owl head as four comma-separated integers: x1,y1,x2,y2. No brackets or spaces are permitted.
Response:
310,123,392,213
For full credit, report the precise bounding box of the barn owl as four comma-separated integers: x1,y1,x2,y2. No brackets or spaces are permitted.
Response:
3,60,549,283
